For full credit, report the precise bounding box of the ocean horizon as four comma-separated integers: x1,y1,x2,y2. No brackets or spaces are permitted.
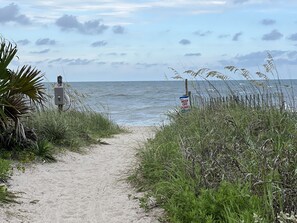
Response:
45,79,297,126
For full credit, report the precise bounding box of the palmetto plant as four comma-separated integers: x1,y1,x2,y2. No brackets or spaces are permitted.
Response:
0,37,46,147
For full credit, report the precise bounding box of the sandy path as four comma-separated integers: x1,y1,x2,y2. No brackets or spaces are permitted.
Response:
0,126,160,223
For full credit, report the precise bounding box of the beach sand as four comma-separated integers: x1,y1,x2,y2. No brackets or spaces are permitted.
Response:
0,126,162,223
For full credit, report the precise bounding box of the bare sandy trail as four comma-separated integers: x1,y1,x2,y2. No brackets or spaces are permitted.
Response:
0,126,160,223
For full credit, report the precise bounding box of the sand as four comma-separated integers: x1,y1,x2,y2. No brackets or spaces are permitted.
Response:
0,126,162,223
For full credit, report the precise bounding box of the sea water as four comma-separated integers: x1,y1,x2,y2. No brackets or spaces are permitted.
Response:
46,81,186,126
45,80,297,126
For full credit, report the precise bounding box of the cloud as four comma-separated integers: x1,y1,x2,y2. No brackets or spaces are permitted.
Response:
91,41,107,47
48,58,95,65
261,19,276,26
233,0,249,4
232,32,242,41
68,59,94,65
193,30,212,37
287,51,297,58
103,53,127,56
179,39,191,45
184,53,202,57
236,51,286,61
105,53,117,56
56,15,79,29
218,34,230,39
111,62,129,67
23,1,230,21
48,58,63,64
17,39,30,46
105,52,127,56
136,63,167,68
55,14,108,35
112,25,125,34
36,38,56,45
219,50,297,67
97,62,107,65
0,3,30,25
262,29,283,41
30,49,50,54
288,33,297,41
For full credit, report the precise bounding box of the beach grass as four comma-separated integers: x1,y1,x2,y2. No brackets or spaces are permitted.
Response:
26,109,123,152
129,58,297,222
130,104,296,222
0,108,123,163
0,109,123,204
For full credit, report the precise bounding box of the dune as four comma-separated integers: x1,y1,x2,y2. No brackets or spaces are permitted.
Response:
0,126,161,223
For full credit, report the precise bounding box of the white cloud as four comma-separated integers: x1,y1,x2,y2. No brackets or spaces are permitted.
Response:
6,0,295,26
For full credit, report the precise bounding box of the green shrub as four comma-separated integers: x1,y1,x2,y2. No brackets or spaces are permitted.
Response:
0,158,11,181
32,140,56,162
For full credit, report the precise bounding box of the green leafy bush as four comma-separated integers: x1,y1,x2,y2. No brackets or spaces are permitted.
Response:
32,140,56,162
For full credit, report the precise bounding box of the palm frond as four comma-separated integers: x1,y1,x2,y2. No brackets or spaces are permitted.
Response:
0,38,18,78
0,37,46,144
9,66,45,103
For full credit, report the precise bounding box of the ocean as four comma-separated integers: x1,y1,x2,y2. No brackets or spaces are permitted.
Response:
47,81,186,126
46,80,297,126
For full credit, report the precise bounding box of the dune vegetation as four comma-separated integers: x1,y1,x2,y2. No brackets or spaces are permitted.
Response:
0,37,122,204
130,57,297,222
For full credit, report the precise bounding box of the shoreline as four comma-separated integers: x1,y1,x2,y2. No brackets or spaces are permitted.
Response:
0,126,162,223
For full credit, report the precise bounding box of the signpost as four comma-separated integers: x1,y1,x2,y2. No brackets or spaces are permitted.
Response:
180,79,191,112
54,75,64,112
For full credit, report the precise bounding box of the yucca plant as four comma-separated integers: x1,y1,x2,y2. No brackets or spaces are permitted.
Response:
0,37,46,148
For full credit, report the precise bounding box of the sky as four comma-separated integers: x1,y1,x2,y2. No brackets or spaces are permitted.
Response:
1,0,297,82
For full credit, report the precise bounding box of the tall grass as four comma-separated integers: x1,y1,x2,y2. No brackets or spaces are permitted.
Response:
130,58,297,222
131,104,296,222
26,109,122,150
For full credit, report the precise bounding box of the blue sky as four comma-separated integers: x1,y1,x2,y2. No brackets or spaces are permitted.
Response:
1,0,297,81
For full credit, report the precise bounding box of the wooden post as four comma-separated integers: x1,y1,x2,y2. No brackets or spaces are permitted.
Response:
188,91,192,107
185,79,192,108
185,79,188,96
58,105,63,112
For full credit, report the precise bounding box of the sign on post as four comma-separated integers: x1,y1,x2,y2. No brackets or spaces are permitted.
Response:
180,95,190,112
